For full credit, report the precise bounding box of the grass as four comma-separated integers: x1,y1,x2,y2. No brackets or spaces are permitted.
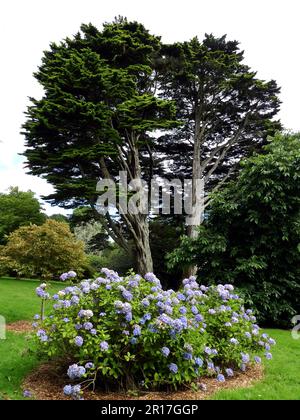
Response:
0,278,299,400
0,277,66,400
0,332,37,400
0,277,66,323
210,329,300,400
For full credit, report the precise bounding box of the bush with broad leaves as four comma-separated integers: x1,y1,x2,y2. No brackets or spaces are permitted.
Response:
33,269,275,399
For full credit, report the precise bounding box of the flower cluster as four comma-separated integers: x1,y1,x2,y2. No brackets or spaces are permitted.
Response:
33,269,275,398
35,283,50,300
60,271,77,281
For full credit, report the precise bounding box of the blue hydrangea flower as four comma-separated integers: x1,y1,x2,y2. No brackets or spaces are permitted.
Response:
141,298,150,307
40,334,48,342
265,352,272,360
122,303,132,313
169,363,178,374
226,368,234,377
148,324,158,333
63,385,73,396
183,352,193,361
72,384,81,396
144,273,157,283
122,290,133,301
71,296,80,305
23,390,32,398
74,336,84,347
85,362,94,369
133,325,141,336
78,309,93,319
100,341,109,351
36,329,46,337
83,322,93,330
241,353,250,363
67,364,86,380
217,374,225,382
195,357,203,367
191,306,198,315
60,273,69,281
68,271,77,278
125,312,133,322
207,361,214,370
254,356,261,364
143,313,151,322
35,286,49,299
161,347,170,357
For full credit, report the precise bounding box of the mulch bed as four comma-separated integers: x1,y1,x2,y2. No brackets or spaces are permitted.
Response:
6,321,33,333
23,362,264,400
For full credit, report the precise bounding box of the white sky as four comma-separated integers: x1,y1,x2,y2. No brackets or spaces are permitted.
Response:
0,0,299,215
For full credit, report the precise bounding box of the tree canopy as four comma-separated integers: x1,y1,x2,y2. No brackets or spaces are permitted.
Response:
22,18,281,275
0,187,46,244
22,17,178,274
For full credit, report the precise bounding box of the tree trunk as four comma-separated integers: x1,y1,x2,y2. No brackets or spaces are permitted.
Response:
116,132,154,275
184,107,204,278
134,216,153,275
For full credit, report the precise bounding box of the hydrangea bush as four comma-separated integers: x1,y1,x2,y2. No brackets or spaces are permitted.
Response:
33,269,275,399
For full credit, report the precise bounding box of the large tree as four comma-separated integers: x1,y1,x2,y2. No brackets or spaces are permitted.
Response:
23,21,281,277
22,18,177,274
0,187,46,244
158,35,281,275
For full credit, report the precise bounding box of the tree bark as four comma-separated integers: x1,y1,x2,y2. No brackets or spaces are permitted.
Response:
184,106,204,277
134,216,153,275
98,132,154,275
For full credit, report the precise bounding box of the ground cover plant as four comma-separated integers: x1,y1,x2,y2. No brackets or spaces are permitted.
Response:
33,270,275,399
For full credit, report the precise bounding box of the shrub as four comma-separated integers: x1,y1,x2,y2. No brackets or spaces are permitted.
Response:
33,270,275,399
96,245,135,275
0,220,87,279
168,133,300,326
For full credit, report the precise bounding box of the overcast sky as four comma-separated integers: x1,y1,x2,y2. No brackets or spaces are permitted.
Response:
0,0,299,215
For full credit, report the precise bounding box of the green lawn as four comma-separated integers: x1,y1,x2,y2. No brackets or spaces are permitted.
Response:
211,329,300,400
0,277,65,323
0,332,37,400
0,277,66,400
0,278,299,400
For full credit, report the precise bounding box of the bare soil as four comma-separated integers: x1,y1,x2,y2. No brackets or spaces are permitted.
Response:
23,362,264,400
